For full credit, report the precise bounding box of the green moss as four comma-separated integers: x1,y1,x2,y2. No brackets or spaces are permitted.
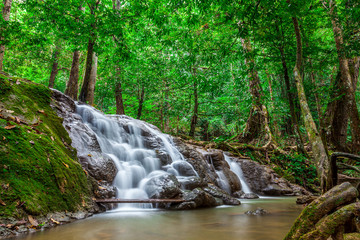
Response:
0,77,93,219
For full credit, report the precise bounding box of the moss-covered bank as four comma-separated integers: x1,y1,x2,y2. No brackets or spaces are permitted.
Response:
0,74,94,220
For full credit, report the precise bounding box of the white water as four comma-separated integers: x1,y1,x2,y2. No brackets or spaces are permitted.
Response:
76,104,197,207
224,154,252,194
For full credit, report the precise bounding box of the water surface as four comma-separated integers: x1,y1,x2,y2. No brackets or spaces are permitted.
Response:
18,198,302,240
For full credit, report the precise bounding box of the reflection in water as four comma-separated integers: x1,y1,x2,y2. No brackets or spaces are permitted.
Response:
16,198,303,240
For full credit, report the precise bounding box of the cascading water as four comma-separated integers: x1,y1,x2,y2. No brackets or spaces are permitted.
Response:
224,154,253,194
75,104,197,208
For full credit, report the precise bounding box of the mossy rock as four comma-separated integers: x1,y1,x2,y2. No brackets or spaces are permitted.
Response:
0,76,93,219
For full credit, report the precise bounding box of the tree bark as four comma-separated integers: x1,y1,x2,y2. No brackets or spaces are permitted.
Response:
137,85,145,119
324,72,350,151
239,37,273,144
285,182,359,240
189,78,198,137
87,52,97,105
0,0,12,71
325,0,360,152
79,38,95,102
113,0,126,115
115,75,125,115
65,50,81,100
48,47,60,88
289,6,332,193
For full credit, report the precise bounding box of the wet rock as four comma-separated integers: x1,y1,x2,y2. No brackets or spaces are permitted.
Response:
156,150,172,166
178,176,207,190
237,159,310,196
171,188,222,210
203,185,241,205
94,181,116,199
68,211,89,220
233,191,259,199
144,173,182,199
245,208,268,215
173,138,219,185
296,195,318,205
47,212,71,224
78,153,117,183
171,201,197,210
221,168,241,193
172,161,197,177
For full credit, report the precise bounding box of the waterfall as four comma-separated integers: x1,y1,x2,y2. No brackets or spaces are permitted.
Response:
75,104,197,208
224,154,252,194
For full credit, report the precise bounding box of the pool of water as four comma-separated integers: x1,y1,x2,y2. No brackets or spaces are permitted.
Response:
16,197,303,240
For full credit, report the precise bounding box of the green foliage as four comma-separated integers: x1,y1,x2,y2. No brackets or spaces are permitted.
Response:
273,153,318,187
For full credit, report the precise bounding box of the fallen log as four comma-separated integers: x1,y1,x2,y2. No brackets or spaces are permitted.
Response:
284,182,359,240
95,198,186,204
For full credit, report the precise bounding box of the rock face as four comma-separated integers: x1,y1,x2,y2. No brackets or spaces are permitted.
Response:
52,90,117,199
174,139,310,197
237,159,310,196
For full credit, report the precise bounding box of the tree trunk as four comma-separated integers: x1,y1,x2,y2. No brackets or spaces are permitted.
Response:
79,38,95,102
265,68,280,138
0,0,12,71
87,53,97,105
48,47,60,88
239,37,273,144
290,7,332,193
324,72,350,151
326,0,360,152
137,85,145,119
189,79,198,137
112,0,126,115
115,75,125,115
65,50,81,100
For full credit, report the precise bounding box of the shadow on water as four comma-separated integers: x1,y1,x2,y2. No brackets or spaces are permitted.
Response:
15,197,303,240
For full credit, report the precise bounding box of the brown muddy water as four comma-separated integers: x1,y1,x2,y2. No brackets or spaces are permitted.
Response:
15,197,303,240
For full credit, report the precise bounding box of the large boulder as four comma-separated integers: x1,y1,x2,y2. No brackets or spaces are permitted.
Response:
177,176,207,190
170,188,222,210
203,184,241,205
143,172,182,199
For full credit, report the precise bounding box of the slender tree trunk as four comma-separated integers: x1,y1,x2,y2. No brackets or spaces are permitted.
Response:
65,50,81,100
189,78,198,137
48,47,60,88
137,85,145,119
278,46,307,154
86,53,97,105
115,74,125,115
326,0,360,152
64,5,84,100
264,64,280,138
290,7,332,193
79,38,95,102
112,0,126,115
0,0,12,71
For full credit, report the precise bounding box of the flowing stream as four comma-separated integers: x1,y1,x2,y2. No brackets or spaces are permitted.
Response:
15,198,302,240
